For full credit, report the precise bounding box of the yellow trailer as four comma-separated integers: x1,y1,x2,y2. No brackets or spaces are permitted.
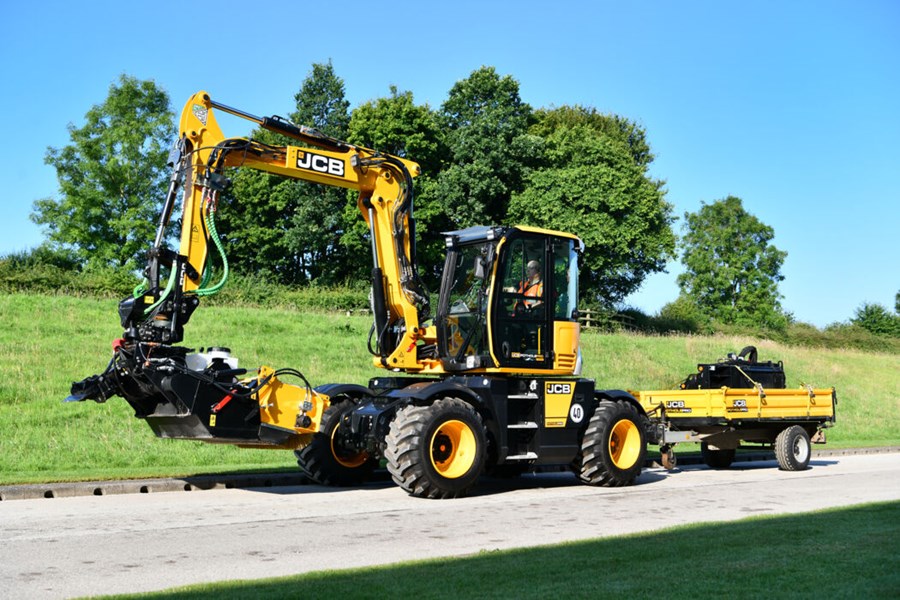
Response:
633,347,837,471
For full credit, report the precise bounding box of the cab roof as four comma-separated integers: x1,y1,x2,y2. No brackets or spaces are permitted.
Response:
443,225,583,249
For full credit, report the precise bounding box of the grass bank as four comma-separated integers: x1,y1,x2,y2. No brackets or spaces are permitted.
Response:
114,501,899,598
1,293,897,484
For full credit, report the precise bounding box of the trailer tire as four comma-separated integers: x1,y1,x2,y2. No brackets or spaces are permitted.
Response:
701,443,735,469
295,399,376,486
385,397,486,499
575,400,646,487
775,425,811,471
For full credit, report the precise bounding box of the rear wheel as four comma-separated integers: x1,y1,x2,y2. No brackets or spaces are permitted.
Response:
575,400,646,487
295,398,376,486
775,426,811,471
701,443,736,469
385,397,486,499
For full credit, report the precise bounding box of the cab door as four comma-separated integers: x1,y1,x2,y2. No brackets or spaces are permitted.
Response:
490,233,553,369
436,238,496,371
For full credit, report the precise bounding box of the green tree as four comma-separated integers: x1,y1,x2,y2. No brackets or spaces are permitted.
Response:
678,196,788,328
851,303,900,337
31,75,175,268
436,67,538,228
530,105,655,169
508,106,676,305
217,61,352,284
346,86,448,284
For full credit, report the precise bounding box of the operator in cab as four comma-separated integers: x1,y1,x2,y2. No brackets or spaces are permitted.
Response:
518,260,543,309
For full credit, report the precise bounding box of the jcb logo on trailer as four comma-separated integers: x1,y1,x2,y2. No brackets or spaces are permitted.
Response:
547,383,572,395
297,151,345,177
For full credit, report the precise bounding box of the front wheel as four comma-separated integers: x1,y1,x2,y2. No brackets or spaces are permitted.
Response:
385,397,486,499
295,399,377,486
575,400,646,487
775,425,811,471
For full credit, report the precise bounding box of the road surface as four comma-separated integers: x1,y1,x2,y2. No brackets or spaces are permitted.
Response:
2,453,898,598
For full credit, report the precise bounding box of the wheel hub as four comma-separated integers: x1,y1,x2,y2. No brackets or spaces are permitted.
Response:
609,418,641,469
430,420,476,478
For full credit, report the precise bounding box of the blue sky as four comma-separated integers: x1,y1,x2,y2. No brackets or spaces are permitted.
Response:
2,0,897,327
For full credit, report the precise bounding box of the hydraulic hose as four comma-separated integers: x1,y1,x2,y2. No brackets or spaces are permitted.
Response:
142,263,178,316
193,193,229,297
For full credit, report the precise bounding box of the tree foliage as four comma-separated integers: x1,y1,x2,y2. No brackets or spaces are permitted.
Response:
31,75,175,268
678,196,788,328
508,106,675,305
851,302,900,337
436,66,538,228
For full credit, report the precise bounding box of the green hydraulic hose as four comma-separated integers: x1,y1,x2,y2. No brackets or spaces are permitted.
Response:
193,204,229,297
133,280,148,298
134,196,228,318
142,264,178,316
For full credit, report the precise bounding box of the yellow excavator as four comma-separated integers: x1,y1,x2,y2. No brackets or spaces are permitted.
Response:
68,92,835,498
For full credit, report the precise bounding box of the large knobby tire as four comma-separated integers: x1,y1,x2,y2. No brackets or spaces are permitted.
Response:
295,399,377,486
575,400,647,487
385,397,486,499
701,442,736,469
775,425,811,471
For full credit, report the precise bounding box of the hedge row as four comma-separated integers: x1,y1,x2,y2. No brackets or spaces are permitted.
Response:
0,260,369,312
3,258,897,354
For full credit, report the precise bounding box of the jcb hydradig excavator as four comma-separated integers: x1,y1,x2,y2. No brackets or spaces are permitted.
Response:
69,91,650,498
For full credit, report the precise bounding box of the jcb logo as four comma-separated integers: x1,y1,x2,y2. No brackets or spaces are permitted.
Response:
544,381,576,428
297,151,345,177
547,383,571,395
666,400,685,409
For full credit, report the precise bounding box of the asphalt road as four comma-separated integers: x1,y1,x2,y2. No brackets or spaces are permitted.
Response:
2,452,899,599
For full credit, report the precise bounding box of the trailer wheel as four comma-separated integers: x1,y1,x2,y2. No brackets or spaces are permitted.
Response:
385,397,486,499
701,443,735,469
575,400,646,487
775,425,811,471
295,399,376,486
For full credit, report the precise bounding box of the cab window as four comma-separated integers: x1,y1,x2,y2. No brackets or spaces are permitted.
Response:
552,240,578,321
442,243,491,360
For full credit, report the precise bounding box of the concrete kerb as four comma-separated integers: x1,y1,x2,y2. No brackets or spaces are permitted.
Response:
1,447,897,501
0,472,308,502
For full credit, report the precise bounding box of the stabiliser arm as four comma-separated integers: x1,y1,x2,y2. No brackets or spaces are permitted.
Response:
66,92,436,448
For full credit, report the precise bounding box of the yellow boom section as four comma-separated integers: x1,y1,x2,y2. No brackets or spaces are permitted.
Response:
175,91,431,372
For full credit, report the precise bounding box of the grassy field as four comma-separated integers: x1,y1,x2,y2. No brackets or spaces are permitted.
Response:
110,501,899,598
1,293,898,484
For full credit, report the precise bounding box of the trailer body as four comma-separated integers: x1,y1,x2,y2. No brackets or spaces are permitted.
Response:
633,349,836,470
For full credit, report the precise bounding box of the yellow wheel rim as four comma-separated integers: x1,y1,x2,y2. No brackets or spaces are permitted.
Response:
609,418,641,469
330,420,368,468
430,420,476,479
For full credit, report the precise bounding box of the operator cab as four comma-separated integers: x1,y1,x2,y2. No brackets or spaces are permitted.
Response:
436,226,583,374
